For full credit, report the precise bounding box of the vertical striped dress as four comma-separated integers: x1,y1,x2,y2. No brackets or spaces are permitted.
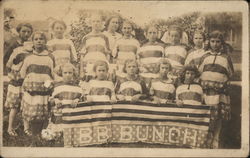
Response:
115,75,148,101
149,78,175,103
5,46,31,109
176,84,204,105
80,33,110,77
198,51,234,106
112,36,140,77
164,44,188,75
20,50,55,121
47,38,77,66
138,41,165,85
86,79,115,102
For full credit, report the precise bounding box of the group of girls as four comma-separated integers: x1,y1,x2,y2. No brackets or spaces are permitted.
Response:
4,13,234,149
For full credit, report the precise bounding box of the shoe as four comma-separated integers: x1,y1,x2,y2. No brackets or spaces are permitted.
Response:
8,130,18,137
24,129,32,136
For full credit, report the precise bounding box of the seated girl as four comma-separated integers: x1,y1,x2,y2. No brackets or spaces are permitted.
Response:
85,60,116,103
149,59,175,104
176,65,204,106
115,59,148,102
50,63,83,126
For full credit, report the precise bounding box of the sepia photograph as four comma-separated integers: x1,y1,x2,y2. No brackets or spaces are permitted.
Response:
0,0,249,157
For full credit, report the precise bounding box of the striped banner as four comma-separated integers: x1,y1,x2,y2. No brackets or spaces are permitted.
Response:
61,101,212,148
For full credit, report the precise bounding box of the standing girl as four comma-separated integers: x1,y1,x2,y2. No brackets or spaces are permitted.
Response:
115,59,148,102
164,25,189,76
185,31,207,68
5,23,33,136
198,30,234,148
20,32,54,136
47,20,77,66
138,25,165,86
79,14,110,79
149,59,175,104
112,21,140,78
103,16,122,53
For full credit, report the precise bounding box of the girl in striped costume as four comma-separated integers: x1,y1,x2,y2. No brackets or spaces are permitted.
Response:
47,20,77,67
49,63,82,134
164,25,189,76
79,14,110,79
198,31,234,148
5,23,33,137
185,31,207,68
103,16,122,52
86,60,116,103
139,25,165,86
176,65,203,106
113,21,140,78
20,32,55,136
149,59,175,104
115,59,148,102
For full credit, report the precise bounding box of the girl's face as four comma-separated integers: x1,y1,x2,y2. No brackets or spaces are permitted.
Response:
193,33,204,48
147,27,158,42
95,65,108,80
184,70,196,84
159,64,171,76
126,62,138,76
122,23,132,37
62,67,74,82
91,16,103,31
169,30,181,44
108,18,119,32
53,23,65,39
19,26,32,42
210,37,222,52
33,34,46,50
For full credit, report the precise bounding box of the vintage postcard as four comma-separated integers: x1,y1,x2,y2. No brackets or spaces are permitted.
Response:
0,0,249,157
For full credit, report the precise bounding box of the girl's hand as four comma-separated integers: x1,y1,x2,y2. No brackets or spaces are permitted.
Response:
44,80,53,89
117,95,125,101
72,99,79,108
153,96,161,104
86,96,93,102
176,100,183,107
110,96,117,104
54,99,62,108
131,94,141,102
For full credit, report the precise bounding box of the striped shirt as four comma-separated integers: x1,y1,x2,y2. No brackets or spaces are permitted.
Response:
185,48,207,67
103,31,122,51
20,50,55,92
80,33,110,62
165,44,188,68
199,51,234,83
86,79,115,102
47,38,77,66
149,78,175,102
113,36,140,64
52,81,83,105
176,84,203,105
115,76,148,101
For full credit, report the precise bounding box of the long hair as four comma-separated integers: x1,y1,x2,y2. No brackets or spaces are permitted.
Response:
204,30,227,53
179,65,200,84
